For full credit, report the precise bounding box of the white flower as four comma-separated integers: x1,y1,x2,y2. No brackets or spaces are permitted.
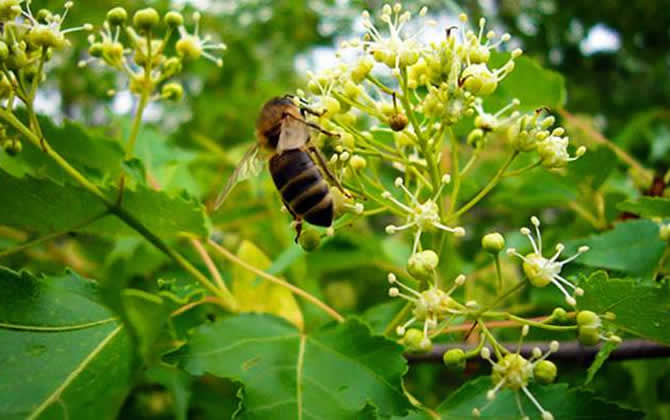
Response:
383,175,465,254
388,272,467,344
476,328,559,420
359,3,432,70
537,128,586,168
23,1,92,50
473,97,520,131
176,12,226,67
507,216,589,306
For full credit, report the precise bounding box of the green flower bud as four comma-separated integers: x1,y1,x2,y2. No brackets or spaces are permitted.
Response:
3,138,21,156
389,113,408,131
349,155,366,170
481,232,505,254
102,41,124,65
107,7,128,25
320,96,340,117
351,57,374,83
467,128,484,145
551,307,567,322
161,57,183,79
578,326,600,346
298,227,321,252
442,348,466,371
133,8,160,32
36,9,52,24
576,310,600,328
403,329,432,352
0,0,21,22
176,36,202,61
0,41,8,61
27,26,67,50
88,42,103,58
164,11,184,28
660,224,670,242
407,250,439,279
161,82,183,102
533,360,557,384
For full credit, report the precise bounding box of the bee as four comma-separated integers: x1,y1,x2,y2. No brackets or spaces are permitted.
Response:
214,95,349,240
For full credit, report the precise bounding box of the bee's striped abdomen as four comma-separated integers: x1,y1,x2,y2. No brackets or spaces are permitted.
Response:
269,149,333,227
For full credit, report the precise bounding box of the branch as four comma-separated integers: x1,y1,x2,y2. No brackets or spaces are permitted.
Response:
207,239,345,323
406,340,670,363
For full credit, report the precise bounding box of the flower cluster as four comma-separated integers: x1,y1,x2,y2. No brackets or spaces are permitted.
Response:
507,216,589,306
82,7,225,102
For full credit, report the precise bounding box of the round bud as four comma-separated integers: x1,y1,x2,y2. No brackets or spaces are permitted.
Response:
161,57,183,79
320,96,341,117
298,227,321,252
88,42,103,58
3,138,21,156
349,155,367,170
107,7,128,25
133,8,160,32
576,310,600,328
442,348,466,371
461,64,498,96
176,36,202,61
481,232,505,253
0,41,8,61
660,224,670,242
578,326,600,346
161,82,183,102
533,360,557,384
407,250,439,279
551,307,567,321
164,11,184,28
36,9,52,23
402,328,423,347
389,113,408,131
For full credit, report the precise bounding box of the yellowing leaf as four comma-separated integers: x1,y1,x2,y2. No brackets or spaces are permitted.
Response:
232,241,304,329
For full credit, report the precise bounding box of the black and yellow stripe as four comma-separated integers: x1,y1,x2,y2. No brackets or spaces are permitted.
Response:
269,148,333,227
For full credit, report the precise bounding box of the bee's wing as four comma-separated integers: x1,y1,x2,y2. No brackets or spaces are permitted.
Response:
213,144,263,210
277,117,310,154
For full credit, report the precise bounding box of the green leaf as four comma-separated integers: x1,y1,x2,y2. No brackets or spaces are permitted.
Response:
0,267,133,420
565,220,666,275
436,376,643,419
1,114,124,184
579,271,670,345
487,53,566,112
585,340,619,385
618,197,670,218
232,240,304,329
492,171,577,208
565,146,618,190
0,169,210,239
175,314,412,419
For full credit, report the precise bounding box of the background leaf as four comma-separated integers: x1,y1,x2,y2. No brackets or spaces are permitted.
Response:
618,197,670,218
0,267,133,420
232,240,304,329
579,271,670,345
565,220,666,275
0,169,210,239
175,314,412,419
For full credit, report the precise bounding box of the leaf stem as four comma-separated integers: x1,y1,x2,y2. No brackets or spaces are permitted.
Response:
0,210,109,259
190,238,228,293
447,151,518,221
447,127,461,215
207,239,345,323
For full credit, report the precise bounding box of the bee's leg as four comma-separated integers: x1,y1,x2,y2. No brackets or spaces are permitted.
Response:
283,113,340,138
283,200,303,242
293,219,303,243
307,145,353,199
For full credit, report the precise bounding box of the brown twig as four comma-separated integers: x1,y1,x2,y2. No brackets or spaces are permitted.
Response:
407,339,670,363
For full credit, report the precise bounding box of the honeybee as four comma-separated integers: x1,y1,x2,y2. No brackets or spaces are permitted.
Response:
214,95,349,240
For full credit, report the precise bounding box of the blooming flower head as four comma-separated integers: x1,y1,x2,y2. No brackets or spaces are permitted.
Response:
507,216,589,306
475,326,559,420
473,97,520,132
176,12,226,67
536,128,586,168
388,272,467,349
22,1,93,50
383,175,465,254
359,3,431,71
